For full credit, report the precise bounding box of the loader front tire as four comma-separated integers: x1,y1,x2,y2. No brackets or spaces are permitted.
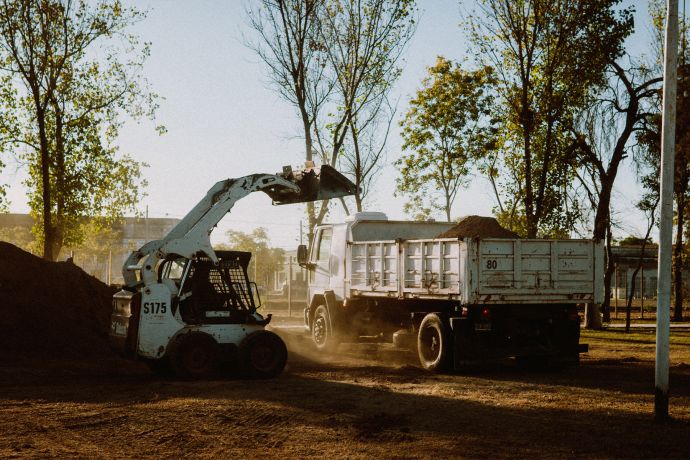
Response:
169,332,221,380
238,330,287,379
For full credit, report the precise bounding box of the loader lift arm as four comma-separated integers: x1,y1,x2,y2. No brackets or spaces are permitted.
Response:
122,164,356,290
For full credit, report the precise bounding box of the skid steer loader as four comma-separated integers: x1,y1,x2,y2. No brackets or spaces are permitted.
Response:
109,164,356,379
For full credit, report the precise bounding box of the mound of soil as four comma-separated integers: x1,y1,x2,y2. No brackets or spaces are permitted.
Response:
437,215,520,239
0,242,116,360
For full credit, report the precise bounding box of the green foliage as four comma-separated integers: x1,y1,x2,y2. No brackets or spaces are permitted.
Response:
0,225,38,253
396,57,497,221
618,236,652,246
468,0,634,237
0,72,19,211
0,0,160,259
217,227,286,288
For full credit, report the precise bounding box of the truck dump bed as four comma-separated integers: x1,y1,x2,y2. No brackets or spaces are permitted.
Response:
348,238,604,305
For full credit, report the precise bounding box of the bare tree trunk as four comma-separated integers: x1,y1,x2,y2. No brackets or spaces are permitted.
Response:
602,223,614,323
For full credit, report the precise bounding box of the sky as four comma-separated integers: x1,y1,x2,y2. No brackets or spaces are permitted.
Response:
1,0,659,249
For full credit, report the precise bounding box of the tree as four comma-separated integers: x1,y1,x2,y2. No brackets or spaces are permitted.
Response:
636,96,690,323
246,0,331,244
314,0,416,215
468,0,634,237
396,57,497,221
218,227,286,289
625,189,660,332
338,96,395,212
646,0,690,322
0,225,36,252
247,0,416,235
0,0,159,260
571,61,661,325
0,72,18,211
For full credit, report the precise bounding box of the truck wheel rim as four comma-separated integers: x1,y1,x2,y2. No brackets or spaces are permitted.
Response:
313,316,327,345
420,327,441,362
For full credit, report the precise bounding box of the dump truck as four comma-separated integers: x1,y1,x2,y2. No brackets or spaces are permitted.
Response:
109,164,356,379
298,212,604,371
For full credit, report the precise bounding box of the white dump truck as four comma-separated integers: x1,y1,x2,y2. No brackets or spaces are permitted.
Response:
297,212,604,371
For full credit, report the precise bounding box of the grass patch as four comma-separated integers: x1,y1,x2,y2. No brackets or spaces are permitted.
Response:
581,329,690,347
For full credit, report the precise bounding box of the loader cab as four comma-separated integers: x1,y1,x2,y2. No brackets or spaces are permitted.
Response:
177,251,264,324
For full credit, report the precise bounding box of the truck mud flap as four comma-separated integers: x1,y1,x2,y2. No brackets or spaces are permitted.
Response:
449,317,488,368
578,343,589,353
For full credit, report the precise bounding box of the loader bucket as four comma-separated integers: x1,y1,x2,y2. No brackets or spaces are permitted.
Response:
268,164,357,205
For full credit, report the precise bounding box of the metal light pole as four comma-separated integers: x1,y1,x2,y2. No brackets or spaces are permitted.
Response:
656,0,679,422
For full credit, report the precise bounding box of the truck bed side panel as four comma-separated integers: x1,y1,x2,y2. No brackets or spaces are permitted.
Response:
347,238,603,305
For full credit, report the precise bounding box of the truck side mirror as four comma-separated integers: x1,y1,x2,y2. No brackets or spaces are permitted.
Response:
297,244,309,267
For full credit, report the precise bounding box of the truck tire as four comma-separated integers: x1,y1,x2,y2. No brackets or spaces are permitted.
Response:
417,313,451,372
169,332,221,380
311,305,340,352
238,330,288,379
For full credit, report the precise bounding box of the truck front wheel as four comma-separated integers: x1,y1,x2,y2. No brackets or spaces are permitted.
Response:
312,305,340,352
417,313,451,371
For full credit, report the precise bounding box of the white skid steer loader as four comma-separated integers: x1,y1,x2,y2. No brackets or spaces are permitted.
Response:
109,164,356,379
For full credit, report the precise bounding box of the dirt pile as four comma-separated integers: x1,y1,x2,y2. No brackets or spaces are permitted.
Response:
0,242,116,360
437,215,520,239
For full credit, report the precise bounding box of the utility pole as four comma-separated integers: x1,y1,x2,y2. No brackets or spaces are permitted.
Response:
288,255,293,317
656,0,679,422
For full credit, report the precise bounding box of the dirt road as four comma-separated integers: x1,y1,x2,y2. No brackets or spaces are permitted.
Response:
1,327,689,458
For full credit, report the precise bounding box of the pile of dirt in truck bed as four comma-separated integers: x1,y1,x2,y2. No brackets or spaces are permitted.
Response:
0,242,117,360
437,215,520,239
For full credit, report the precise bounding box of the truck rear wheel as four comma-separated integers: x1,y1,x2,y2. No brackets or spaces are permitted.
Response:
312,305,340,352
417,313,450,371
169,332,221,380
238,330,288,378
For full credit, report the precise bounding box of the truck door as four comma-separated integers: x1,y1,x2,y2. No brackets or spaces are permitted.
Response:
309,226,333,297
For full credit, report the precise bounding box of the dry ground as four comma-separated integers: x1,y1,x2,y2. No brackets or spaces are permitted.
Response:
1,325,689,459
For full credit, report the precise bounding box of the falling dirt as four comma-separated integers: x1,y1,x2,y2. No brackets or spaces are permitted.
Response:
437,215,520,239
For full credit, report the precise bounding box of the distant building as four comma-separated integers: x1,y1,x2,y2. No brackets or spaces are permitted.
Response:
0,213,179,284
272,249,307,296
610,244,659,299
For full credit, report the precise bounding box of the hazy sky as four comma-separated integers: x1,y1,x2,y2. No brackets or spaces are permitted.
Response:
2,0,657,248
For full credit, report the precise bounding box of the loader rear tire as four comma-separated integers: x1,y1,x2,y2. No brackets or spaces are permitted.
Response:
169,332,221,380
238,330,287,379
417,313,451,372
